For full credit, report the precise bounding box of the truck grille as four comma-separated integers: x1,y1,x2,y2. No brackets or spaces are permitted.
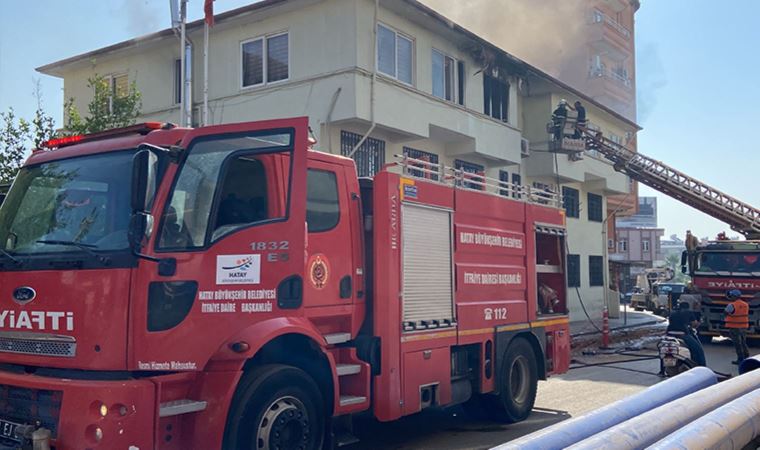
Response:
0,332,75,358
0,385,61,437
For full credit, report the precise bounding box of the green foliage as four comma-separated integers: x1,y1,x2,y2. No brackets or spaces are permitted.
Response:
65,74,142,134
0,109,30,184
665,252,690,283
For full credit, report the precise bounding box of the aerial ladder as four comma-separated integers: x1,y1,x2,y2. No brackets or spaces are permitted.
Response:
573,127,760,238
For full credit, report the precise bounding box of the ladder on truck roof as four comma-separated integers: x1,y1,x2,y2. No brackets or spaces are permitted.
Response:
577,127,760,238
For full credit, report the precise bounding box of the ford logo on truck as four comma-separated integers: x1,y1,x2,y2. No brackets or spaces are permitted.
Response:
12,287,36,304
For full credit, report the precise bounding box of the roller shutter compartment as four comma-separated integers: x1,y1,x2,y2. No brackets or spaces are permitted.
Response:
401,203,455,330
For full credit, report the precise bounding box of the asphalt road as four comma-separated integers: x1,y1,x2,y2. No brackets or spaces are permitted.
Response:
348,337,740,450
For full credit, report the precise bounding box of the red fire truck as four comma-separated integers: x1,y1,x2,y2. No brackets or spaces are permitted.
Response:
682,240,760,341
0,117,569,449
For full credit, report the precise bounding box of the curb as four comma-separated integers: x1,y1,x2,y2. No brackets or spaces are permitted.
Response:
571,319,666,339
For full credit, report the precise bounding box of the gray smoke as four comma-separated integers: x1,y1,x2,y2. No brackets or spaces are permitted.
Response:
117,0,164,35
635,42,667,124
419,0,588,80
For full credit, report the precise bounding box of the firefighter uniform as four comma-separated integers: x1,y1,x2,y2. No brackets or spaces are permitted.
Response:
725,296,750,363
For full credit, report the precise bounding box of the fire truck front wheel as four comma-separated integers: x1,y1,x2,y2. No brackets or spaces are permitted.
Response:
486,338,538,423
223,364,325,450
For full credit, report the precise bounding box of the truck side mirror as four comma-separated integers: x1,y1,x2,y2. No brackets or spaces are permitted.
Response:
131,148,158,213
681,250,688,274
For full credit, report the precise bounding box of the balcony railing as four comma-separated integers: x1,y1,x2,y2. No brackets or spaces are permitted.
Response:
589,65,633,89
591,10,631,39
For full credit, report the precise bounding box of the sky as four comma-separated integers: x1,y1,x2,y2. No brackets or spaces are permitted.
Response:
1,0,759,241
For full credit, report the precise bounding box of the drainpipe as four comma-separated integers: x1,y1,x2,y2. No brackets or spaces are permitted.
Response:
179,0,187,126
348,0,379,158
325,87,343,152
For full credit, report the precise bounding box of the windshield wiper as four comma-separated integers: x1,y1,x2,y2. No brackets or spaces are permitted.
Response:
36,240,111,265
0,248,21,266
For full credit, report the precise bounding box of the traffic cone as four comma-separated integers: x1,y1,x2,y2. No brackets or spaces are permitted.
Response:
601,306,611,349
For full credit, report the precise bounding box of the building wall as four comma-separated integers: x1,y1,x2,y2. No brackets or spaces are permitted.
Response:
563,181,609,321
42,0,639,324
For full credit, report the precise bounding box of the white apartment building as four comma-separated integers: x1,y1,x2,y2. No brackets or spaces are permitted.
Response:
37,0,640,321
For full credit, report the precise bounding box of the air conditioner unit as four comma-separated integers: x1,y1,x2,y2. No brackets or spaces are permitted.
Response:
520,138,530,157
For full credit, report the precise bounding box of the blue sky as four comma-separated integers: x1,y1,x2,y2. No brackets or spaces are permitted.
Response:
1,0,758,241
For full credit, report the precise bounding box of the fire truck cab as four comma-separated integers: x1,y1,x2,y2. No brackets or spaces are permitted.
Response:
0,118,569,449
684,240,760,340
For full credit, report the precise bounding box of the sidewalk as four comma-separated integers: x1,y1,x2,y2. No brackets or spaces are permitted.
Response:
569,307,667,352
570,306,666,337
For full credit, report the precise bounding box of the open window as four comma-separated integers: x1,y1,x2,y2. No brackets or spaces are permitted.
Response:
535,225,568,316
157,130,293,250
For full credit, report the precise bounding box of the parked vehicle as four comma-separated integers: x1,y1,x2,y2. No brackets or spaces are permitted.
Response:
0,119,570,449
683,240,760,341
652,283,686,316
658,332,697,377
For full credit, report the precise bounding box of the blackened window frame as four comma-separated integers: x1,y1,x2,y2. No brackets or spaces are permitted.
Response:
588,192,603,222
562,186,580,218
589,255,604,287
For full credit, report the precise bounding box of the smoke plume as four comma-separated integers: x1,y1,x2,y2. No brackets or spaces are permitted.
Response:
420,0,588,82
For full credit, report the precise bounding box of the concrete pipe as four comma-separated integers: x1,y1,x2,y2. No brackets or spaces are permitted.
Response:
492,367,717,450
647,387,760,450
565,366,760,450
739,355,760,374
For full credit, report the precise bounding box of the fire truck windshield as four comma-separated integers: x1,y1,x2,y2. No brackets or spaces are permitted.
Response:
695,251,760,275
0,151,135,256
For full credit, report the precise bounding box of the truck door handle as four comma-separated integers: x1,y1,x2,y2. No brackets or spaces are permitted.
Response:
340,276,352,299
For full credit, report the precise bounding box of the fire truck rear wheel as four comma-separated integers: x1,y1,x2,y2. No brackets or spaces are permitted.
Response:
223,364,325,450
487,338,538,423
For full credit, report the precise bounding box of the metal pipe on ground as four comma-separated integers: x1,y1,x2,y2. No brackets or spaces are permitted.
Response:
646,387,760,450
566,360,760,450
491,367,717,450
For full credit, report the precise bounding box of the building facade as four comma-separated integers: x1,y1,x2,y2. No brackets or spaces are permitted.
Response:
616,196,657,229
609,227,665,292
38,0,639,321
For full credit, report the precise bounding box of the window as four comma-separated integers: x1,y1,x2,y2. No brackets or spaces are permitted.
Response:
588,192,603,222
609,133,623,146
499,170,510,197
403,147,439,180
432,49,456,102
242,32,289,88
589,255,604,287
642,240,650,252
457,61,465,106
108,73,129,113
455,160,484,191
173,59,182,105
511,173,522,199
111,74,128,98
483,73,509,122
567,254,581,288
562,187,580,218
377,24,413,85
618,240,628,252
158,131,293,250
307,170,340,232
340,130,385,177
608,239,615,250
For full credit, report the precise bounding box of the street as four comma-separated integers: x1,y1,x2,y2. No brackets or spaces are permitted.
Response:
349,337,739,450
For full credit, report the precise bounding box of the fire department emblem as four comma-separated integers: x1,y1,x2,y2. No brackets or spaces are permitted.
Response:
308,254,330,290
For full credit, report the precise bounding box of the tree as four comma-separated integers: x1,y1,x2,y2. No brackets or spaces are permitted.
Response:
65,74,142,134
665,252,690,284
0,109,30,184
0,83,59,184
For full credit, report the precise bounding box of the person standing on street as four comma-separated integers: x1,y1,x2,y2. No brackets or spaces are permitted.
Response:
724,289,750,364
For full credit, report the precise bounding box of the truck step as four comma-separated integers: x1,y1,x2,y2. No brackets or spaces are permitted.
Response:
324,332,351,345
159,399,208,418
339,395,367,407
335,431,360,447
336,363,361,376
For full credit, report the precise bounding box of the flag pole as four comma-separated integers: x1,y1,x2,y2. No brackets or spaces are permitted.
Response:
203,21,209,126
179,0,187,127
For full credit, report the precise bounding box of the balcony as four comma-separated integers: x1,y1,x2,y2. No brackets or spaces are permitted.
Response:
588,10,632,60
